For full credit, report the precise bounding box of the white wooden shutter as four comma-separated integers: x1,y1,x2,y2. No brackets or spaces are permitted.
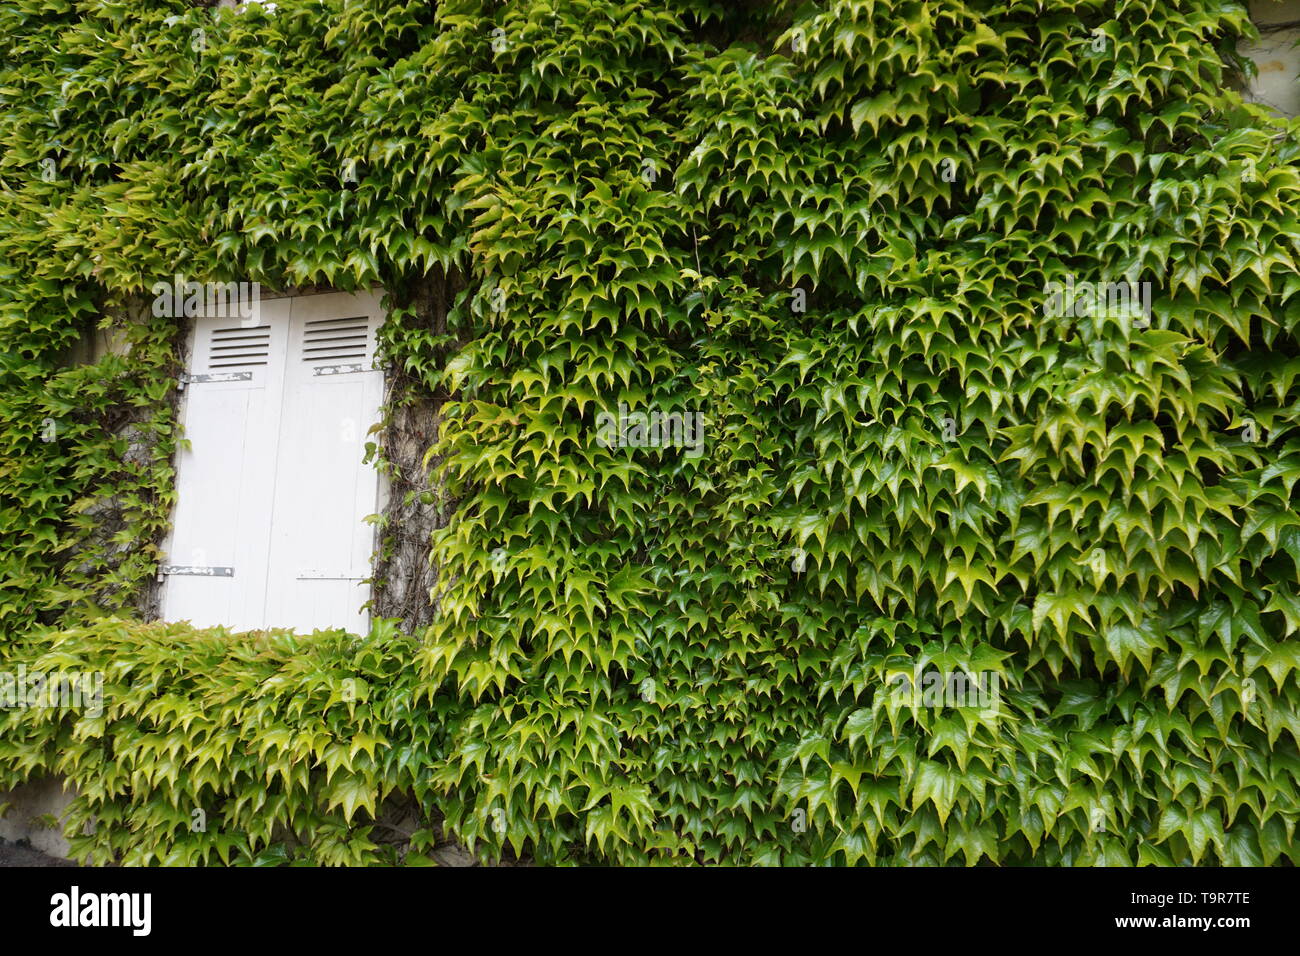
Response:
161,290,384,634
161,298,289,631
263,293,384,634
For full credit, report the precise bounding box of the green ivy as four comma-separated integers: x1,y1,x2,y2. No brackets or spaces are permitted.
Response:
2,0,1299,865
0,617,430,865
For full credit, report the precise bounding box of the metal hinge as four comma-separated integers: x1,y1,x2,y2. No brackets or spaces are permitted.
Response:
178,371,253,390
297,570,367,580
312,364,365,377
159,565,234,578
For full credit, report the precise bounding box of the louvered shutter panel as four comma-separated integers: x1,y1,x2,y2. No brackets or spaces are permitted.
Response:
263,292,384,634
160,298,290,631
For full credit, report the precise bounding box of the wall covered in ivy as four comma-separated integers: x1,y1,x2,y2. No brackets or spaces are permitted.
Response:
2,0,1299,865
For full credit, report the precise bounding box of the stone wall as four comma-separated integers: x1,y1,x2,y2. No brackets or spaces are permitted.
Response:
0,777,75,858
1244,0,1300,116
